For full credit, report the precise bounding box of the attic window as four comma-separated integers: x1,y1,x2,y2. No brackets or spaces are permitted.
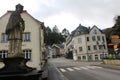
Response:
94,30,97,34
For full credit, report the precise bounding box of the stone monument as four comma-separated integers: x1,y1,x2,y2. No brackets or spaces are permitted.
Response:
0,4,41,80
6,4,25,58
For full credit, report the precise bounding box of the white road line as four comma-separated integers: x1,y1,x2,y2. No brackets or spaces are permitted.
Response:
66,68,74,71
86,66,96,69
73,67,81,70
60,68,67,72
80,67,89,70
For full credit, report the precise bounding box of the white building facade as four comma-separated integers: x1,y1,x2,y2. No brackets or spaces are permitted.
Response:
0,11,45,71
65,24,108,61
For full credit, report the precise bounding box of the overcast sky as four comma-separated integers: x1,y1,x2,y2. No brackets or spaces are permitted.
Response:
0,0,120,32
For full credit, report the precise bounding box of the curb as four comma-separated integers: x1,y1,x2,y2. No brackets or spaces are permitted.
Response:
47,61,67,80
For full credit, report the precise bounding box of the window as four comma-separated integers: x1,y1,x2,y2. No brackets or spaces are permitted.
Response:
105,54,108,58
78,38,82,43
23,49,32,59
92,36,96,41
79,47,82,52
102,36,105,42
98,45,103,50
100,54,104,59
83,56,86,60
86,37,89,41
1,33,8,42
89,55,92,60
103,45,106,49
88,46,91,50
0,50,8,58
95,55,98,60
78,56,81,60
93,45,97,50
97,36,100,41
94,30,97,34
23,32,30,41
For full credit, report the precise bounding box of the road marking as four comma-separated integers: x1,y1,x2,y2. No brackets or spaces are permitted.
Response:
66,68,74,71
73,67,81,70
80,67,89,70
59,66,103,73
86,66,96,69
60,68,67,72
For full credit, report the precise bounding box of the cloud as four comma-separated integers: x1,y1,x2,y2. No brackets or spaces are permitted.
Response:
44,0,120,30
44,12,80,32
0,0,120,32
0,0,40,16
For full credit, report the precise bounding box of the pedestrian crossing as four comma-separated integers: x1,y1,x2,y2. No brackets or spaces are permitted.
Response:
59,66,102,73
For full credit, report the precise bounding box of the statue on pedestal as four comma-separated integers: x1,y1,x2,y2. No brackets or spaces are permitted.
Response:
5,4,25,58
0,4,41,80
0,4,34,75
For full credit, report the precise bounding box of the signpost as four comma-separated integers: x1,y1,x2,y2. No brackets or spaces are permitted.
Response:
111,39,120,43
108,35,120,58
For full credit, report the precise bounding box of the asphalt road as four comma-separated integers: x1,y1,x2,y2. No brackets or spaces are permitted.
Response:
49,57,120,80
59,66,120,80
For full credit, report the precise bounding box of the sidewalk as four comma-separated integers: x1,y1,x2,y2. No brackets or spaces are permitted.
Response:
47,60,66,80
41,58,71,80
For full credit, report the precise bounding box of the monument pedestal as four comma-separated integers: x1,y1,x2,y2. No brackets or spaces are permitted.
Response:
0,70,42,80
0,57,42,80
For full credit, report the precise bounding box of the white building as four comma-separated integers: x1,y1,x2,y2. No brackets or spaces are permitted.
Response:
65,24,108,61
0,10,45,71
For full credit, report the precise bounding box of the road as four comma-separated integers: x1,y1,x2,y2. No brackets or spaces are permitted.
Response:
48,57,120,80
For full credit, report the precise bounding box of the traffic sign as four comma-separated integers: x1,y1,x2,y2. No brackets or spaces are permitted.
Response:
111,39,120,43
111,35,119,39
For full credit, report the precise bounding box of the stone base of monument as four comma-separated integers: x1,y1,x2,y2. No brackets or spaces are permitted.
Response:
0,57,42,80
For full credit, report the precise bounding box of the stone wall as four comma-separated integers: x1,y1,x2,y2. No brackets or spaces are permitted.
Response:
103,59,120,65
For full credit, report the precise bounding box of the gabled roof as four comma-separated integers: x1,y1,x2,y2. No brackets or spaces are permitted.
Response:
0,10,45,30
71,24,89,36
89,25,103,33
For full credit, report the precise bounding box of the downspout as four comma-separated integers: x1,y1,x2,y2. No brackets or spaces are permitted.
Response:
39,26,42,70
85,34,89,61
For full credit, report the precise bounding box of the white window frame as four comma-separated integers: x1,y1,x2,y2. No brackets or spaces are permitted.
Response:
86,37,89,41
79,47,82,52
1,33,8,42
88,46,91,50
23,32,30,41
78,38,82,44
102,36,105,42
92,36,96,41
23,49,32,59
0,50,8,58
93,45,97,50
97,36,101,41
95,55,98,60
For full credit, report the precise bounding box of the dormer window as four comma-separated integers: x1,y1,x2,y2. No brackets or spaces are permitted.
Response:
94,30,97,34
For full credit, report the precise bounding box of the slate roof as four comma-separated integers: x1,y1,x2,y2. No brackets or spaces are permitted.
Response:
71,24,89,36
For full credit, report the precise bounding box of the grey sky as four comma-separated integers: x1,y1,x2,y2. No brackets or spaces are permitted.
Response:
0,0,120,32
